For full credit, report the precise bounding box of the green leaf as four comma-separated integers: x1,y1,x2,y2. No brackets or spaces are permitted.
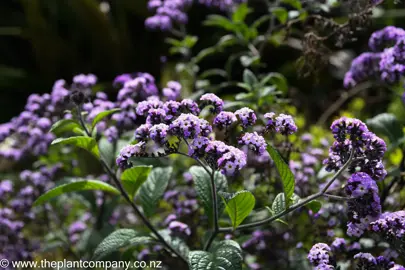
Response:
281,0,303,10
99,137,115,167
243,69,258,88
159,229,190,258
92,229,155,260
188,240,243,270
305,200,322,213
121,166,152,199
272,193,286,215
190,166,228,224
232,3,251,23
50,119,84,135
260,72,288,93
223,190,255,229
204,15,236,32
52,136,100,158
91,108,121,130
267,145,295,207
366,113,403,144
139,167,172,217
271,7,288,24
33,180,120,206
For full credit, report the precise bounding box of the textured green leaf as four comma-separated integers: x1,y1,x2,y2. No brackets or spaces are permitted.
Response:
91,108,121,130
223,190,255,229
50,119,84,135
272,193,286,215
267,145,295,207
92,229,155,260
98,137,115,167
121,166,152,199
139,167,172,217
159,229,190,258
52,136,100,158
190,166,228,224
366,113,403,144
188,240,243,270
33,180,120,206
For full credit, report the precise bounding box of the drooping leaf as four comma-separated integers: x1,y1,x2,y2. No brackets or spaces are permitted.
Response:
121,166,152,199
190,166,228,224
92,229,155,260
222,190,255,229
50,119,84,135
271,7,288,24
139,167,173,217
33,180,120,206
366,113,403,144
188,240,243,270
260,72,288,93
267,145,295,207
232,3,251,23
204,15,236,32
91,108,121,130
52,136,100,158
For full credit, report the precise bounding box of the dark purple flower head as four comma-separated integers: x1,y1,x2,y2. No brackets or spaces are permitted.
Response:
235,107,256,128
188,136,211,158
369,26,405,52
149,123,169,144
136,99,163,116
180,99,200,115
146,108,166,125
264,112,276,130
217,146,247,176
344,52,382,88
238,132,267,155
169,113,211,139
116,142,146,169
168,220,191,236
135,124,152,142
308,243,332,266
331,238,346,252
213,111,237,130
370,211,405,241
275,114,297,135
345,172,381,237
163,100,181,121
200,93,224,114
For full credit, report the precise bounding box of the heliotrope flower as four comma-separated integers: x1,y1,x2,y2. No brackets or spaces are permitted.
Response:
308,243,332,267
163,100,181,121
345,172,381,237
149,124,169,145
370,211,405,244
275,114,298,135
135,124,152,142
235,107,257,128
200,93,224,114
213,111,237,129
217,146,247,176
180,99,200,115
188,136,211,158
136,99,163,116
169,113,211,139
116,142,146,169
146,108,166,125
368,26,405,52
238,132,267,155
162,81,182,101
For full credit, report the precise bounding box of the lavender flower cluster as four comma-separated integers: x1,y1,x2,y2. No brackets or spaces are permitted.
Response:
116,92,297,177
344,26,405,87
370,211,405,250
323,117,387,181
145,0,247,31
345,172,381,237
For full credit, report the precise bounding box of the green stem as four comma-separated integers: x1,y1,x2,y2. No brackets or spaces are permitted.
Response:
76,107,188,264
219,149,354,233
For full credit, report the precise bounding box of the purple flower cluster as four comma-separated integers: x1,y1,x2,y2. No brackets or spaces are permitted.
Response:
217,146,247,176
345,172,381,237
324,117,387,181
354,253,397,270
238,132,267,155
370,211,405,245
308,243,334,269
169,113,212,139
145,0,191,31
149,124,169,144
198,0,247,11
264,112,298,135
213,111,237,129
235,108,257,128
344,26,405,87
200,93,224,114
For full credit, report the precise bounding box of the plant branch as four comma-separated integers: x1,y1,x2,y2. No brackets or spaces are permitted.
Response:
219,149,354,232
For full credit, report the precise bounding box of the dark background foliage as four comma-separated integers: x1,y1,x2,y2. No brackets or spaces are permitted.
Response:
0,0,404,123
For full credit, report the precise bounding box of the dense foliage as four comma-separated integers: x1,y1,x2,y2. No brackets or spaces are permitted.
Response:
1,0,405,269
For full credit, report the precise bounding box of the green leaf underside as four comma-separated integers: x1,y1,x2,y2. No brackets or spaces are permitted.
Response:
121,166,152,199
139,167,173,217
272,193,286,215
190,166,228,224
366,113,403,144
91,108,121,130
52,136,100,158
223,191,255,229
267,145,295,207
50,119,83,135
188,240,243,270
92,229,155,260
33,180,120,206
